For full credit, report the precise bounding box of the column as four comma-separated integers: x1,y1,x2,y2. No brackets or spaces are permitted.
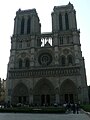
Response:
13,17,17,35
73,31,81,64
29,94,33,105
35,15,40,34
30,36,35,67
55,86,60,105
56,94,60,104
53,33,59,65
53,33,58,46
24,16,28,34
18,17,21,34
45,95,46,105
68,12,72,30
31,36,35,47
71,10,77,29
52,12,58,32
31,14,36,34
30,48,35,67
13,15,21,35
62,13,66,30
54,47,59,65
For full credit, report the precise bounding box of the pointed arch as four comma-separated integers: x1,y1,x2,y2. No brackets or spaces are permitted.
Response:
34,79,54,94
18,58,23,69
12,82,29,104
65,13,69,30
59,37,63,45
27,17,31,34
67,55,73,65
61,55,66,66
60,79,78,104
25,58,30,68
59,13,63,31
21,17,24,34
33,78,55,105
13,83,29,96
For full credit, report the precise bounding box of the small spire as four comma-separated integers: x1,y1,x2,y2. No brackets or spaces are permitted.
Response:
68,2,73,8
69,1,71,4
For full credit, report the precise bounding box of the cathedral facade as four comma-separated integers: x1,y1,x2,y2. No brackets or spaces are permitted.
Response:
6,3,89,105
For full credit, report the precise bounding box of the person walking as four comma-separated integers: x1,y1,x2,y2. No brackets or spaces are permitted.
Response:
76,103,80,114
72,103,76,114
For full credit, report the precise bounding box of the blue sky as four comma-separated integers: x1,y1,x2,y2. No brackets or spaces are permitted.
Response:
0,0,90,85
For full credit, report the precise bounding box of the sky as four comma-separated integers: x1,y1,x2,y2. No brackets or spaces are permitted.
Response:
0,0,90,85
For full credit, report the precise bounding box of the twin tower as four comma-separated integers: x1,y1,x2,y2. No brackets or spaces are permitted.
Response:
14,2,77,36
6,3,89,105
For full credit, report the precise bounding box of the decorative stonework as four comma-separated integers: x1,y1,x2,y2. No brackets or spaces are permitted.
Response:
6,3,89,105
38,52,52,66
21,52,26,58
63,49,69,55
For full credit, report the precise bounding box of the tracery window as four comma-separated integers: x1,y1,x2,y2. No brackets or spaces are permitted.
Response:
25,59,30,68
65,13,69,30
61,56,66,66
59,13,63,31
27,17,31,34
68,55,73,65
27,41,30,47
19,59,23,69
67,36,70,44
19,41,22,48
59,37,63,45
21,17,24,34
38,53,52,66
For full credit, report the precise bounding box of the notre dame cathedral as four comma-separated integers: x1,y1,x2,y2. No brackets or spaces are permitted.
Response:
6,2,89,105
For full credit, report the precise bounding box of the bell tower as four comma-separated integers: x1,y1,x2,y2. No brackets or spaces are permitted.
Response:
13,8,41,35
8,8,41,70
52,2,77,32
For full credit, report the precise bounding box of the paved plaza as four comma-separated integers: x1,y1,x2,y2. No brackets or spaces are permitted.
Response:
0,112,90,120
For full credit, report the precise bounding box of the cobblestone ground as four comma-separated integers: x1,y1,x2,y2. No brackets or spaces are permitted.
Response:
0,112,90,120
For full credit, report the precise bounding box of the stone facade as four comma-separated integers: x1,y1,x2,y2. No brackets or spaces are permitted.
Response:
6,3,89,105
0,78,6,103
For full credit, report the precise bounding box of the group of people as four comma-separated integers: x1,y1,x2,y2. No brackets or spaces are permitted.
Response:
63,102,80,114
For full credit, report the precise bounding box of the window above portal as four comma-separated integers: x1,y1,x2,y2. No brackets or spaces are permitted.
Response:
38,52,52,66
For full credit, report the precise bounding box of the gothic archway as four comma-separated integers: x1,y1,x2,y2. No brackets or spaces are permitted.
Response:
60,79,78,104
33,79,55,106
12,83,29,104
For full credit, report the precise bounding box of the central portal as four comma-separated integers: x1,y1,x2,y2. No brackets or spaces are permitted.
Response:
65,94,74,103
33,79,55,106
41,94,50,106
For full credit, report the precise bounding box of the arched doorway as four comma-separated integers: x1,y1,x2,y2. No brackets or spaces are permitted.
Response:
12,83,29,104
41,94,50,106
33,79,55,106
60,79,78,104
